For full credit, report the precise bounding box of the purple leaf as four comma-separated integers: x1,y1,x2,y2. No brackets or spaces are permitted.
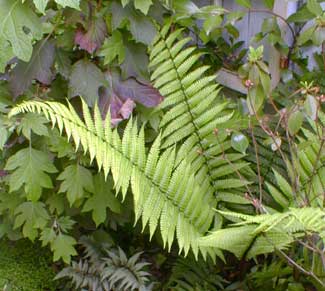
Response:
74,17,107,54
108,71,163,107
99,91,136,127
119,99,136,119
9,40,55,98
98,71,162,126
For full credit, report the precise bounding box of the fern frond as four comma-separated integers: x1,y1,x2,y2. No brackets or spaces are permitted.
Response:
200,207,325,259
10,100,217,259
149,24,251,209
102,248,151,291
56,239,152,291
164,256,226,291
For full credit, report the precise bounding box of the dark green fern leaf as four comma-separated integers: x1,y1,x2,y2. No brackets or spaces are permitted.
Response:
149,24,252,212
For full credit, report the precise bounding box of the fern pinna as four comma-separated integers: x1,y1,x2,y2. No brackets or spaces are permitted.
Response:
149,24,252,213
9,100,218,259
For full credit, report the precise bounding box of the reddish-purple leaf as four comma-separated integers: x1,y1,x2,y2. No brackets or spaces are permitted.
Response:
74,17,107,54
9,40,55,98
98,70,162,126
100,91,136,127
108,71,163,107
119,99,136,119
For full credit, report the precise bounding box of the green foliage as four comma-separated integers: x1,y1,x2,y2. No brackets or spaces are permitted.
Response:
9,99,218,259
0,0,324,290
0,0,42,67
5,148,57,202
0,239,58,291
149,23,253,218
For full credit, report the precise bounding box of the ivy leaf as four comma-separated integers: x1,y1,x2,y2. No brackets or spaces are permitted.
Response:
54,0,80,10
0,192,24,216
83,174,121,226
9,40,55,98
0,0,42,63
47,129,75,158
99,30,125,65
231,132,249,154
69,59,108,107
134,0,153,15
33,0,80,13
75,17,107,53
17,113,49,139
40,227,56,246
306,0,322,16
288,111,304,135
111,2,157,45
14,201,50,240
32,0,49,14
5,148,57,202
51,234,77,263
58,164,94,206
235,0,251,8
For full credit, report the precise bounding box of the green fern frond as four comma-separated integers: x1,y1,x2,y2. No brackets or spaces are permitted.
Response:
200,207,325,259
164,256,226,291
149,24,251,208
9,100,217,259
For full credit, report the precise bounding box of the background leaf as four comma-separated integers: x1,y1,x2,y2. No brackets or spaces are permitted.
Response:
58,164,94,206
0,0,42,63
9,40,55,98
69,59,108,107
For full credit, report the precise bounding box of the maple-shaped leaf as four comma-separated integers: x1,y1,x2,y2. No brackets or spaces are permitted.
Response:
0,0,42,63
40,227,56,246
32,0,80,13
14,201,50,240
58,164,94,206
9,40,55,98
51,233,77,263
134,0,153,14
83,174,121,226
47,128,75,158
111,2,156,45
55,0,80,10
0,191,24,216
75,17,107,53
99,30,125,65
5,148,57,202
17,112,49,139
69,59,108,107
